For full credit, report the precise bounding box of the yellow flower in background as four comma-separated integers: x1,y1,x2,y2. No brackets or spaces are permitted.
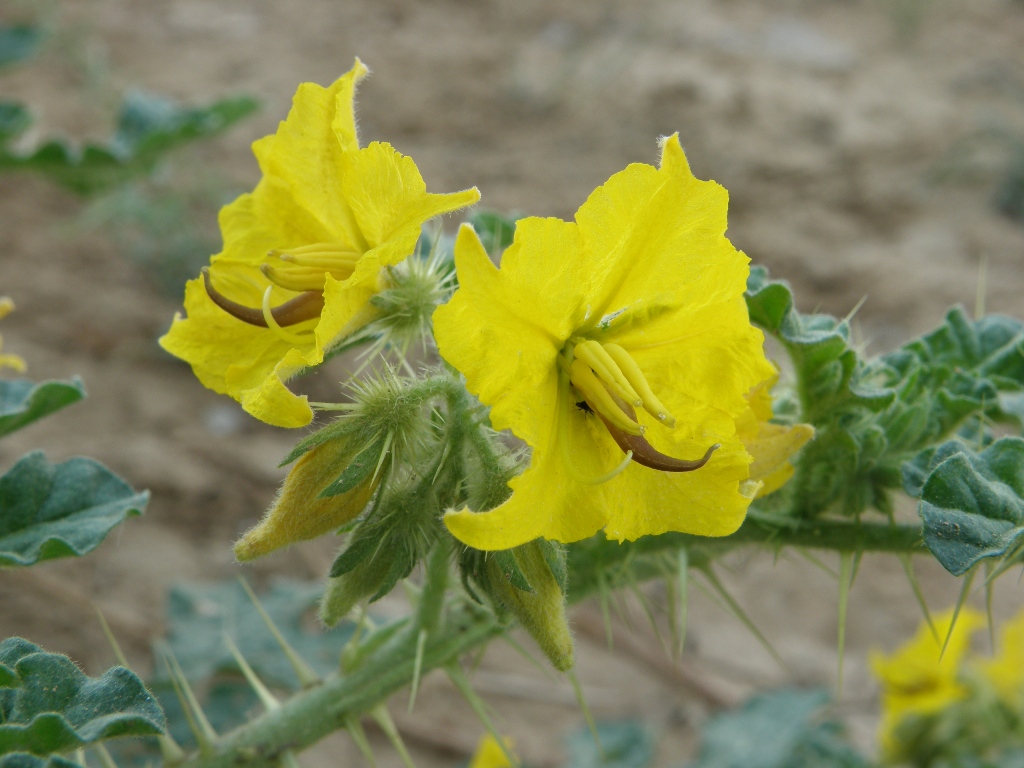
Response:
0,297,27,374
871,607,984,756
977,609,1024,703
160,59,480,428
435,134,777,550
735,374,814,498
468,734,517,768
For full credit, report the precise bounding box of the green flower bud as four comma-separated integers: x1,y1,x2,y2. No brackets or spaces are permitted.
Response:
234,437,379,561
485,540,574,672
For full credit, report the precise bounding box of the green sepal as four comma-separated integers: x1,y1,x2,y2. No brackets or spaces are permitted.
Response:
467,210,520,257
0,379,85,438
328,529,380,578
320,439,385,498
0,92,258,196
539,539,568,592
912,437,1024,576
0,638,165,756
0,26,43,69
279,418,360,467
0,451,148,568
489,549,533,593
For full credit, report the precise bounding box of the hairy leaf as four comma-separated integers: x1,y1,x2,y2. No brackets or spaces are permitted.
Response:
0,754,81,768
0,26,43,69
161,580,356,688
0,451,148,567
0,92,258,195
564,722,655,768
913,437,1024,576
0,638,164,756
688,688,868,768
0,379,85,438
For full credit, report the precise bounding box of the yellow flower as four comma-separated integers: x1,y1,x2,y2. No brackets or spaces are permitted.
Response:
160,59,480,428
735,374,814,498
0,297,27,374
434,134,776,550
871,607,984,756
977,609,1024,703
468,734,517,768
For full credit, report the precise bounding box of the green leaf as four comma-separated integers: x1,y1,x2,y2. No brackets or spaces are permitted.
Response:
319,438,384,498
687,688,869,768
468,210,520,257
0,451,148,568
0,379,85,438
0,26,43,70
0,637,164,756
160,580,356,688
0,754,81,768
0,104,31,142
914,437,1024,576
564,721,655,768
0,92,259,196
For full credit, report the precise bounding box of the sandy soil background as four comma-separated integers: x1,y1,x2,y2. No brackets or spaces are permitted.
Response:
1,0,1024,765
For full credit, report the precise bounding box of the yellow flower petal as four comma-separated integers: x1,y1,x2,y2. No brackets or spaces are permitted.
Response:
161,61,479,427
977,609,1024,701
468,735,516,768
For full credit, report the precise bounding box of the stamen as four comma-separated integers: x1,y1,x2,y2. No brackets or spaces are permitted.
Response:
596,388,717,472
602,343,677,428
569,359,644,436
262,287,316,345
261,264,328,293
202,268,324,328
573,340,643,407
557,387,635,485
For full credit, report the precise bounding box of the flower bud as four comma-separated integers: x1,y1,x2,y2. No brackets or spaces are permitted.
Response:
234,437,378,561
485,540,574,672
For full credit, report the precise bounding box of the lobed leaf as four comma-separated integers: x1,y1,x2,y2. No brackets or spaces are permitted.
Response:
161,580,356,688
687,688,868,768
0,638,164,756
0,92,258,196
0,451,148,568
564,721,655,768
910,437,1024,576
0,755,81,768
0,379,85,439
0,26,43,69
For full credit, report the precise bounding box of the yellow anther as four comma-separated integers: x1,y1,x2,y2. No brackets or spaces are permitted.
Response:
261,287,315,346
569,358,643,436
261,264,329,293
602,343,677,428
574,340,642,407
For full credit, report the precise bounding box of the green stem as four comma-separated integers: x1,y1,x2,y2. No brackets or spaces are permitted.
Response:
178,600,500,768
567,514,924,601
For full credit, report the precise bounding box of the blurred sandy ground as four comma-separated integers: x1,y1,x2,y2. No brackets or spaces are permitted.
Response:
1,0,1023,764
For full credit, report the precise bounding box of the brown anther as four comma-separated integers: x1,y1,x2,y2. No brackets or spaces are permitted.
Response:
586,386,719,472
202,268,325,328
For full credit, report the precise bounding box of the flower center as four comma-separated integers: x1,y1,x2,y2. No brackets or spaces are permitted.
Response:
201,242,361,341
562,339,718,474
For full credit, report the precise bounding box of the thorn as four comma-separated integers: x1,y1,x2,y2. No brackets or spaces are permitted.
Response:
942,567,977,661
985,561,996,653
899,554,937,642
75,749,87,768
501,634,557,681
445,664,517,767
675,549,689,662
372,705,415,768
597,576,614,650
698,566,787,671
568,670,604,762
627,582,669,658
158,644,217,752
280,751,303,768
408,628,427,713
94,608,131,668
345,716,378,768
238,577,320,687
837,552,855,697
93,743,118,768
223,633,280,711
793,549,839,580
843,294,868,325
